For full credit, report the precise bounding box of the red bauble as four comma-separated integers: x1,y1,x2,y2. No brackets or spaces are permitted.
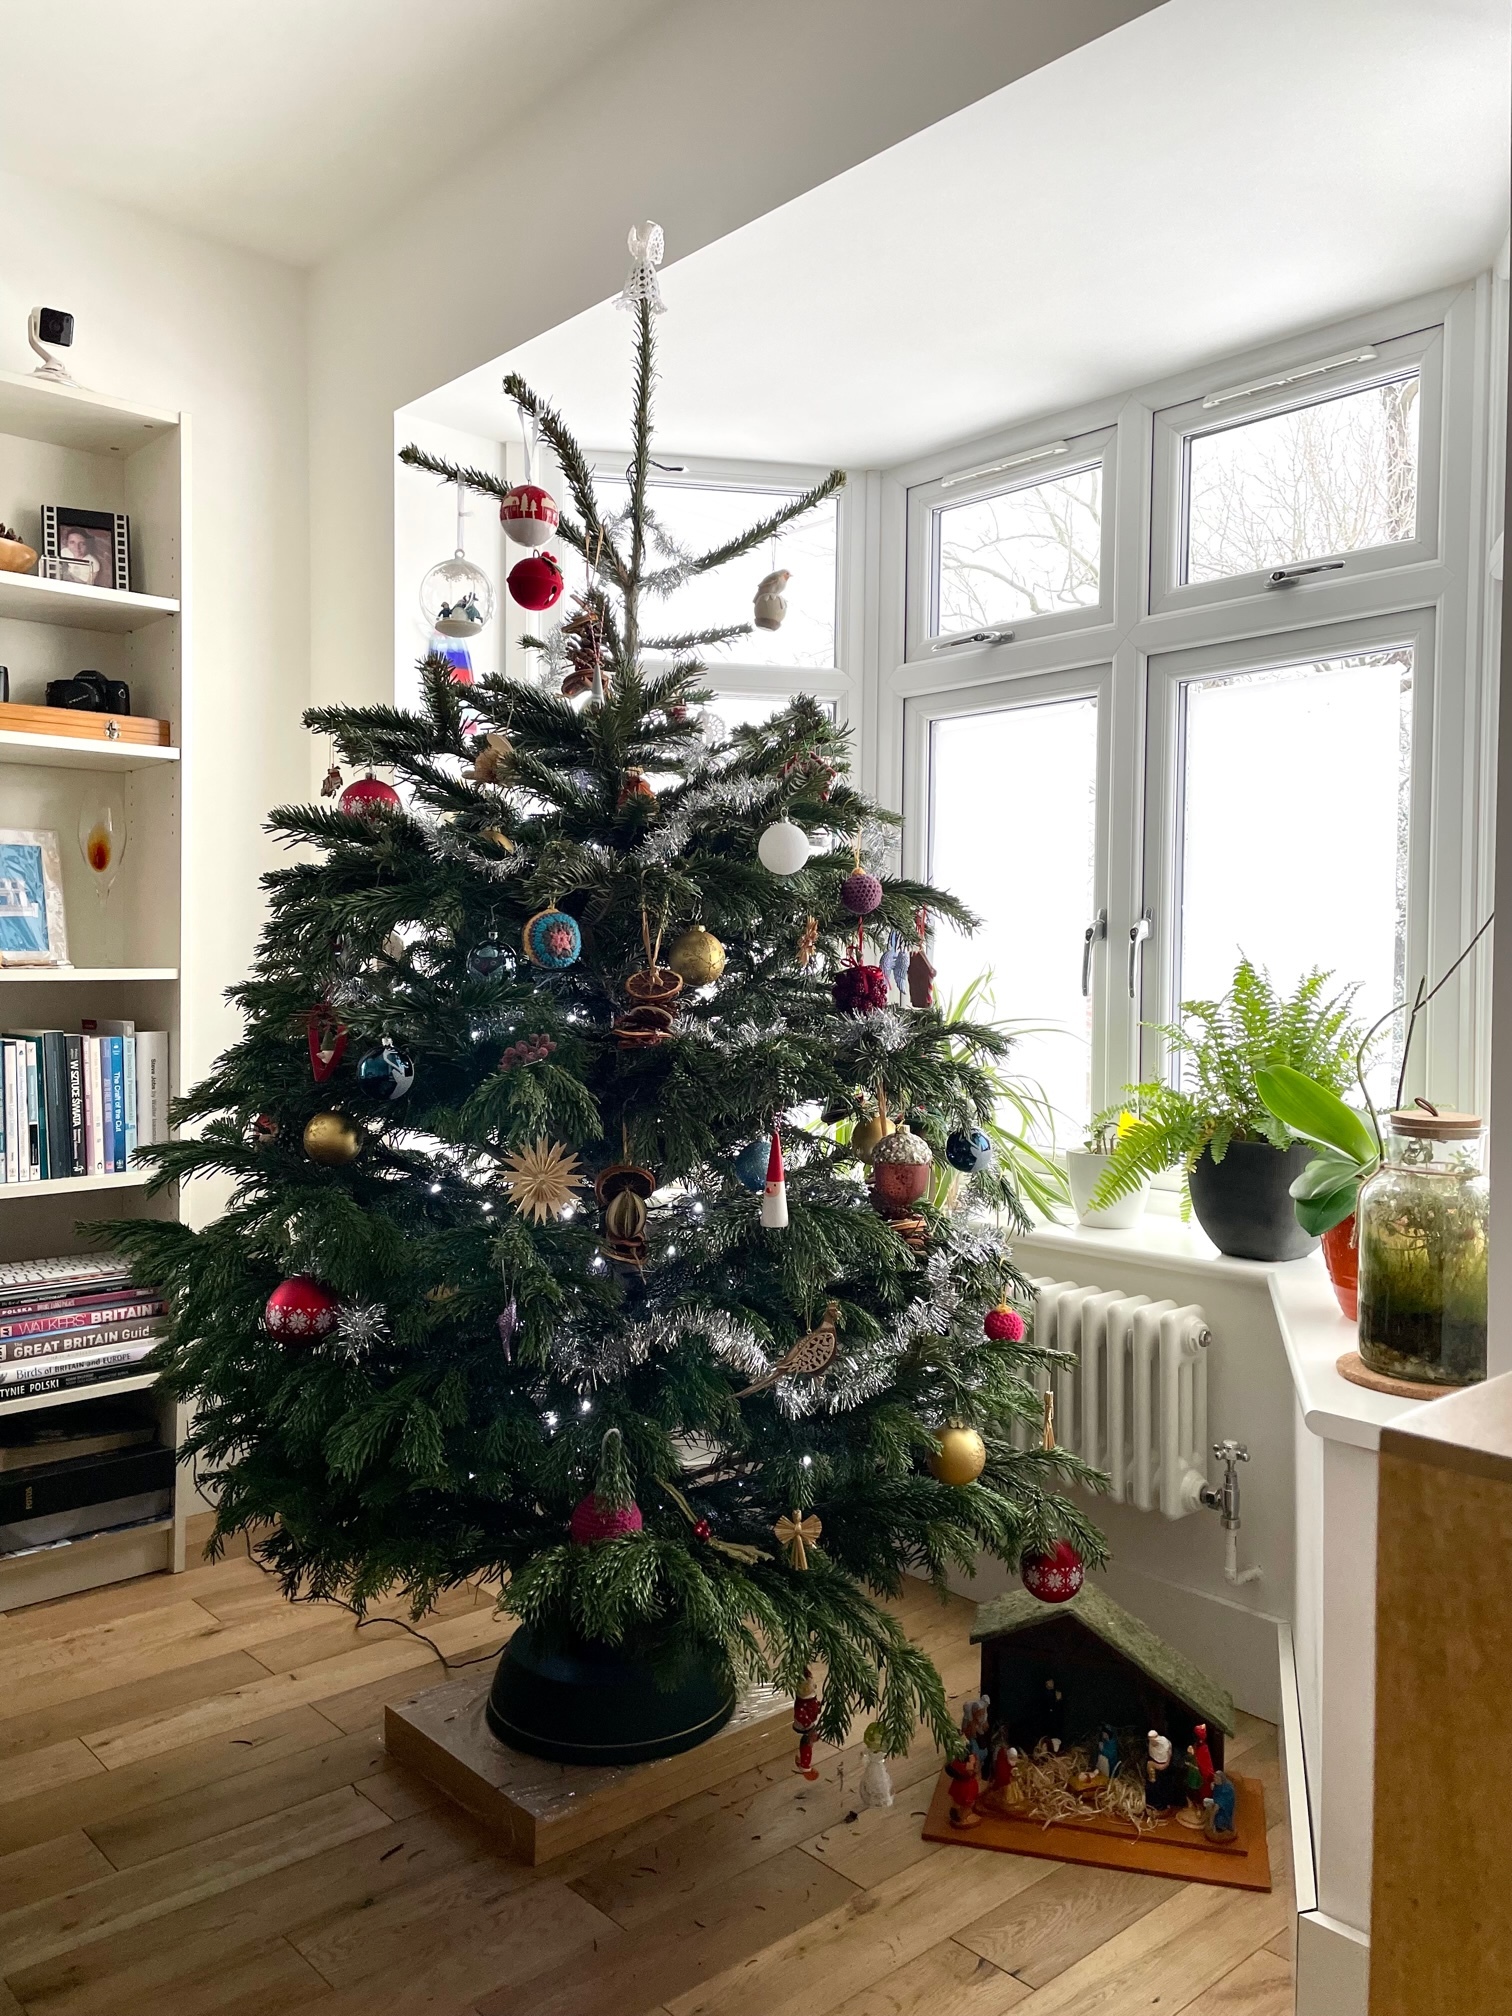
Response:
833,964,889,1015
984,1303,1026,1343
569,1493,645,1544
265,1276,340,1341
507,552,565,611
840,870,883,917
693,1517,713,1542
1020,1539,1085,1604
499,483,560,548
338,775,401,817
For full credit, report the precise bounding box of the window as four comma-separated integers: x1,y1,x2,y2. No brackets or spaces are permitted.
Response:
925,687,1102,1138
934,463,1103,633
1184,376,1420,585
895,291,1492,1139
1172,645,1414,1084
592,474,838,670
708,692,838,733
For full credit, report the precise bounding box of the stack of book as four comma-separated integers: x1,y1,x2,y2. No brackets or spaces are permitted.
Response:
0,1022,168,1183
0,1394,172,1555
0,1255,167,1404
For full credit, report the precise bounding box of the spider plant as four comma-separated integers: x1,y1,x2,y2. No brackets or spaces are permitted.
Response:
931,972,1070,1220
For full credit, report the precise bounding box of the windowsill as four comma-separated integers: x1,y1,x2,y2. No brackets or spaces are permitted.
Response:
1015,1209,1437,1453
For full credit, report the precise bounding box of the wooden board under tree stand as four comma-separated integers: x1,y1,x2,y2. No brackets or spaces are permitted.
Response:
922,1582,1271,1894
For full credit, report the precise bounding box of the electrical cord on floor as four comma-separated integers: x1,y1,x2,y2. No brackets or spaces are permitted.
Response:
240,1530,503,1670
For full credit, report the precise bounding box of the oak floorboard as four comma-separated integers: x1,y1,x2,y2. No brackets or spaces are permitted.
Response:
0,1651,274,1763
1181,1948,1294,2015
954,1862,1181,1987
0,1555,268,1642
0,1831,114,1916
824,1938,1032,2016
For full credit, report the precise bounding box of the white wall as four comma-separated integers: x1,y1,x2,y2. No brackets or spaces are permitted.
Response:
0,171,310,1131
307,0,1164,743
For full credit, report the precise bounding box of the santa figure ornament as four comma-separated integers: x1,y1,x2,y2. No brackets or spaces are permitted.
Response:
760,1131,788,1229
791,1668,822,1780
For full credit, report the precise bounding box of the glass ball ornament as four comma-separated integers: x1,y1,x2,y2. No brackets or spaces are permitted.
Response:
731,1139,769,1192
303,1111,363,1165
338,774,401,817
1021,1539,1085,1603
507,552,565,612
667,926,726,987
467,941,508,978
945,1127,993,1174
927,1424,987,1486
757,820,811,876
264,1276,340,1341
357,1042,414,1102
420,555,494,639
499,482,560,548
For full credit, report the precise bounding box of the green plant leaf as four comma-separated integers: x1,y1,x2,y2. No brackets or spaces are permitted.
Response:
1289,1148,1361,1201
1255,1065,1376,1165
1294,1180,1359,1237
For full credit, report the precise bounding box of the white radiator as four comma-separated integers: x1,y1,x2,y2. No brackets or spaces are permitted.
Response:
1019,1279,1213,1519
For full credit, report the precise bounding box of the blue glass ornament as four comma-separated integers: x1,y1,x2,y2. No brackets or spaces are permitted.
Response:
945,1127,993,1174
732,1139,769,1192
356,1042,414,1102
468,942,507,978
522,908,582,969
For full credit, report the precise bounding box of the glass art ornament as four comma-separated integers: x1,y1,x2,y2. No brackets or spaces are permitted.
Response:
467,941,508,978
303,1111,363,1165
357,1042,414,1102
420,478,495,638
521,908,581,969
667,925,726,987
731,1139,769,1192
77,794,127,904
945,1127,993,1174
927,1424,987,1486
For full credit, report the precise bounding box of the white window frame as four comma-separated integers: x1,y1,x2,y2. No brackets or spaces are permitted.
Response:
1150,325,1445,618
878,278,1501,1134
904,423,1118,661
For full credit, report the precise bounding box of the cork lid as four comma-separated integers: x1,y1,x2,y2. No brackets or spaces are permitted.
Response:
1388,1102,1482,1140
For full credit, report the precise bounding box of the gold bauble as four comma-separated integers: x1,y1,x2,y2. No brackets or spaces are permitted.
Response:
927,1424,986,1486
849,1114,896,1162
668,926,727,987
303,1111,362,1166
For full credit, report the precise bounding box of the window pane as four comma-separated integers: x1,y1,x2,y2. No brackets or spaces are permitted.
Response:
1184,376,1419,584
1177,649,1412,1086
707,693,837,733
594,478,836,668
929,696,1098,1138
933,465,1102,635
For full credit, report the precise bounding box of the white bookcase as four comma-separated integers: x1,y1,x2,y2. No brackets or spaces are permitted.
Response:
0,366,191,1607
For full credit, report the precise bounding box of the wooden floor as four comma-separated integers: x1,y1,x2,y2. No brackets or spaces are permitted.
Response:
0,1518,1295,2015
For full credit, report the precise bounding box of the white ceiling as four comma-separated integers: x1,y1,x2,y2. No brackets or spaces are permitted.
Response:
416,0,1512,469
0,0,669,266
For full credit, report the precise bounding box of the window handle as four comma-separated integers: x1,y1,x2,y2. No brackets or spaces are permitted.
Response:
930,629,1015,653
1081,909,1107,997
1128,909,1152,999
1267,561,1345,588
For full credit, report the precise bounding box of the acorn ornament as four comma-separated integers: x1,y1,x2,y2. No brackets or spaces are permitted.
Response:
868,1123,933,1217
499,481,559,547
303,1112,363,1165
758,819,810,876
928,1424,987,1486
668,925,726,987
945,1127,993,1174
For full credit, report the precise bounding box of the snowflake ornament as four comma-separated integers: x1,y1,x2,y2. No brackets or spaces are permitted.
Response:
500,1137,586,1224
335,1303,391,1359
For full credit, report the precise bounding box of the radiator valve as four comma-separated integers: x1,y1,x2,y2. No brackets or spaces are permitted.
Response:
1200,1440,1261,1585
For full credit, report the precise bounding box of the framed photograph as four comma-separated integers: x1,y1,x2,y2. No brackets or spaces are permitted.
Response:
39,506,131,593
0,830,69,968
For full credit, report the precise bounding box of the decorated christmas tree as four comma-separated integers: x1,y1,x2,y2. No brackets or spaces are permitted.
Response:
112,228,1104,1764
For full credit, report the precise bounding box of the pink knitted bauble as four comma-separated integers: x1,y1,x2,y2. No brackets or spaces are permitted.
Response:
569,1494,644,1544
984,1304,1026,1342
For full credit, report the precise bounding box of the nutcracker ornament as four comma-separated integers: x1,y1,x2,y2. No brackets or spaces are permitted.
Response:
791,1668,822,1779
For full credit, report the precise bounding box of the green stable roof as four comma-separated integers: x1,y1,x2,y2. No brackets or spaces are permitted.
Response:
971,1582,1236,1737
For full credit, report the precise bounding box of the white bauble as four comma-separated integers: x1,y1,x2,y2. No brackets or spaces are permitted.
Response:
758,820,811,876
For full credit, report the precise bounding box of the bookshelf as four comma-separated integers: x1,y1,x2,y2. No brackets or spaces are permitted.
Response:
0,365,189,1608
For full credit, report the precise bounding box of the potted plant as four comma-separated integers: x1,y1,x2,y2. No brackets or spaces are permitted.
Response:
1255,1064,1378,1317
1067,1108,1150,1229
1089,960,1363,1262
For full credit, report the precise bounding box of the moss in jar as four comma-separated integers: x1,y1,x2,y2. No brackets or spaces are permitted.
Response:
1357,1142,1487,1386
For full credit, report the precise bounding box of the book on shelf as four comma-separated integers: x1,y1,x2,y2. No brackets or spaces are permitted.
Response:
0,1337,159,1386
0,1296,164,1344
0,1319,164,1364
0,1442,173,1528
0,1394,157,1473
0,1025,167,1182
0,1255,135,1305
0,1348,160,1404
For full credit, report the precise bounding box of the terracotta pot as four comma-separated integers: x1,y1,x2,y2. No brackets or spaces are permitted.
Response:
1321,1215,1359,1321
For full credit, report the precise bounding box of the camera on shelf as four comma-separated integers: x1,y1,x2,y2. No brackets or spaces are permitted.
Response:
46,670,130,715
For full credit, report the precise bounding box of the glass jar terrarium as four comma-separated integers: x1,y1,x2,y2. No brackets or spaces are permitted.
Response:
1356,1106,1487,1387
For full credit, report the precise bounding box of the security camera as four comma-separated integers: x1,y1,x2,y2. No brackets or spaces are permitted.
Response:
28,306,76,384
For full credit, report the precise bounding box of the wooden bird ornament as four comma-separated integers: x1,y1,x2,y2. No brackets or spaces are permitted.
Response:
736,1302,841,1397
774,1509,823,1570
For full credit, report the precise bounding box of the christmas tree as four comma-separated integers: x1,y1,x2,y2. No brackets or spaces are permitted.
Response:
112,235,1104,1760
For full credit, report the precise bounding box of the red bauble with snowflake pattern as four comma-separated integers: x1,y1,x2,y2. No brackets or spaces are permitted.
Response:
265,1276,340,1342
569,1493,645,1544
1020,1539,1085,1604
338,774,401,817
507,552,565,611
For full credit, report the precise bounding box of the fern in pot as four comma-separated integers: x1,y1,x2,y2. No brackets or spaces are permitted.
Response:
1089,959,1363,1262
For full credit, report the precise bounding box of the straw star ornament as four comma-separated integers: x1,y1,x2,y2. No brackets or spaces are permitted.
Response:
500,1137,585,1223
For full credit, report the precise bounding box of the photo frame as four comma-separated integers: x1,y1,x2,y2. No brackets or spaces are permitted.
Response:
0,829,70,968
39,506,131,594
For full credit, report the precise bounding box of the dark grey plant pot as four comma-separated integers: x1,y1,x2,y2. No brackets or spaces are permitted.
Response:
486,1627,735,1765
1188,1140,1320,1262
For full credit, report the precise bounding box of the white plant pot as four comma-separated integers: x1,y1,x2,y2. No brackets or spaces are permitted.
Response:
1066,1150,1151,1230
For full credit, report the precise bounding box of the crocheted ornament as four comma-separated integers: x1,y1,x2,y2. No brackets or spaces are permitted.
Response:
521,909,582,969
833,963,888,1015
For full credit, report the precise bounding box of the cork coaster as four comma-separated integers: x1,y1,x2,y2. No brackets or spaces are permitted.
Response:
1336,1350,1457,1402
